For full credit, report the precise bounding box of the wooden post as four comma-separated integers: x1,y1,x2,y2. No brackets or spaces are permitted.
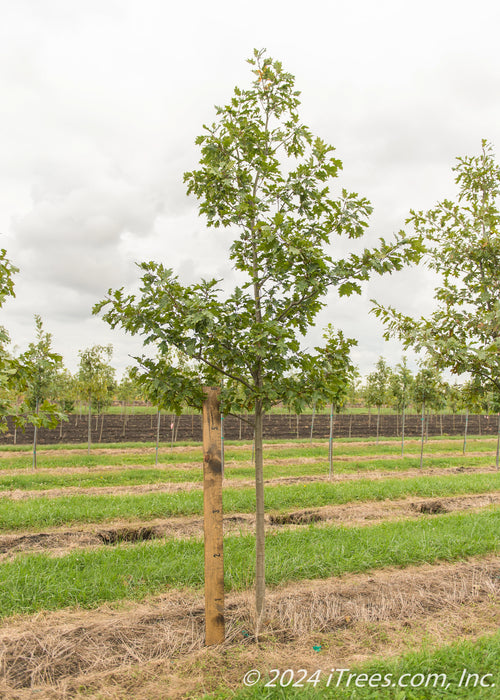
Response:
202,387,225,645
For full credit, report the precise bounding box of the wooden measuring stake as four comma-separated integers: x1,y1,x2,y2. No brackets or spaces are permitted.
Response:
202,387,225,645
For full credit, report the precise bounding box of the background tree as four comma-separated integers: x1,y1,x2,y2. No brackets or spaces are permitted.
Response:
77,344,115,453
95,49,421,633
412,364,441,468
373,141,500,460
18,315,65,469
317,327,356,476
364,357,390,443
51,368,77,439
459,378,486,453
389,357,414,455
129,347,203,464
117,366,142,437
0,249,19,430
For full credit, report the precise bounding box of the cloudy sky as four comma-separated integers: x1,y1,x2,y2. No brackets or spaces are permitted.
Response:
1,0,499,379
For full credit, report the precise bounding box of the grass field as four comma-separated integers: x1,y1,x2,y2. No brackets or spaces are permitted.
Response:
0,434,498,699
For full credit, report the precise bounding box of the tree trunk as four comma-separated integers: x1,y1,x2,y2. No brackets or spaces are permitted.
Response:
496,413,500,471
220,412,224,478
463,408,469,455
155,407,161,466
296,414,299,440
310,403,316,444
401,405,406,456
420,401,425,468
87,396,92,455
254,399,265,638
348,413,352,439
99,413,104,443
32,398,39,471
376,406,380,443
328,403,334,478
239,416,242,441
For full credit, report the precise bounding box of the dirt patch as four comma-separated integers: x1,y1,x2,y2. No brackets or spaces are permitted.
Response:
269,509,324,525
1,491,499,559
0,555,499,697
416,500,448,514
97,526,158,545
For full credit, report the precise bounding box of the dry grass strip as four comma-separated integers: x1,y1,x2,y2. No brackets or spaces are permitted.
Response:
0,555,499,698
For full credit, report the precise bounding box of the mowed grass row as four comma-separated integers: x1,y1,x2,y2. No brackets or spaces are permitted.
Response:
0,454,497,492
1,472,499,531
1,508,499,618
227,630,500,699
0,439,498,471
0,435,482,452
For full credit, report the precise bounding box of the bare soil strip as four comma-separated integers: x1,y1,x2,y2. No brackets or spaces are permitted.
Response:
1,555,499,698
1,492,499,559
0,464,497,502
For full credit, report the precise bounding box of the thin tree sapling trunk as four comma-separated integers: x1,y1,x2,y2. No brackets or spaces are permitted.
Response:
254,399,265,638
32,398,39,471
496,413,500,471
328,403,334,478
87,394,92,455
310,402,316,443
420,401,425,468
401,404,406,456
155,407,160,466
463,408,469,455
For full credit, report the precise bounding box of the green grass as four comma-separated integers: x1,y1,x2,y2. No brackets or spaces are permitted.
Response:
223,630,500,699
0,440,497,472
0,440,202,452
0,508,498,618
0,453,496,492
1,471,499,531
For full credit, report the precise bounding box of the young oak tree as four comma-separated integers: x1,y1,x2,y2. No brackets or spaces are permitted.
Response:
373,141,500,465
18,315,66,469
77,344,115,454
94,50,422,632
364,356,390,443
389,357,414,455
0,249,19,429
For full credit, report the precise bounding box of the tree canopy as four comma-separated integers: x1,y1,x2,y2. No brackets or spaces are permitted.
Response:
373,140,500,394
94,49,423,631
